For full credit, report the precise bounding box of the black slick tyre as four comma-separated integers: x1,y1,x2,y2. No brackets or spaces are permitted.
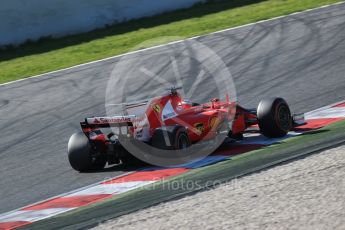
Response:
68,132,106,172
257,98,292,138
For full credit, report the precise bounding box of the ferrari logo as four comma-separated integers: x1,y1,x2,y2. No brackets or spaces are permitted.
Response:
194,123,204,135
152,104,161,113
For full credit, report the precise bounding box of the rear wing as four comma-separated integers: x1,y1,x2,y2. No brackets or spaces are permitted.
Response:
81,115,136,130
81,100,149,135
86,115,136,125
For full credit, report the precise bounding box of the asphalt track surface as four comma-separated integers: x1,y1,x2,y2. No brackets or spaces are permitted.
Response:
1,3,345,214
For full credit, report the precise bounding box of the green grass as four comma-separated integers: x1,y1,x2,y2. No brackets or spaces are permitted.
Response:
0,0,343,84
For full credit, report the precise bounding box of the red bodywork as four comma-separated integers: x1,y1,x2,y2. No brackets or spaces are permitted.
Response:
81,91,258,144
69,88,305,170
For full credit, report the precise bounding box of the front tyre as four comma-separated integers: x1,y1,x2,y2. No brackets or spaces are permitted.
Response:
257,98,292,138
68,132,106,172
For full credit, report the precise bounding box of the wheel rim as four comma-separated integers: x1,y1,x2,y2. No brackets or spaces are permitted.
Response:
277,105,291,131
178,134,188,150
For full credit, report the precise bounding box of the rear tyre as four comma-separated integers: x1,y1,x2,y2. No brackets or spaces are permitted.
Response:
68,132,106,172
257,98,292,138
151,125,191,150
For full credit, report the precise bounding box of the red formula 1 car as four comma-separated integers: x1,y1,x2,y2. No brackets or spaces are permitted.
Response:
68,87,304,172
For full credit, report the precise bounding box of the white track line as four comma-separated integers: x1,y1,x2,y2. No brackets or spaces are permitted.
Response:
0,208,74,222
305,99,345,118
0,170,135,220
1,1,344,87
